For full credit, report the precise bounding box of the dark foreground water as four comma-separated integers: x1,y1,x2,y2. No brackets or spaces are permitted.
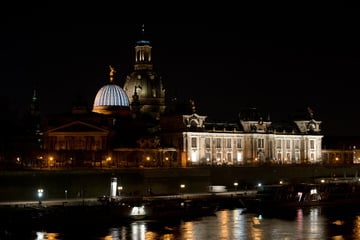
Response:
3,206,360,240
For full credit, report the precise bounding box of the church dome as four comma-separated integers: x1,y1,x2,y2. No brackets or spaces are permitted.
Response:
93,83,131,116
93,65,131,116
94,83,129,106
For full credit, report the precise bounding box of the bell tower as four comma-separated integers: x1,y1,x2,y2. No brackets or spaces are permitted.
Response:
123,24,166,121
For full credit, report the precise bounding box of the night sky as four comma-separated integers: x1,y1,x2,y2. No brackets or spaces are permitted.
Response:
1,10,360,137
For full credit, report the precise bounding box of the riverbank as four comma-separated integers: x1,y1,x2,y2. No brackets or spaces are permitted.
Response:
0,165,359,201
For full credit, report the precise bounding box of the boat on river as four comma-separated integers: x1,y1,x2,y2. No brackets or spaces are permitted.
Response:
98,196,217,220
141,198,217,220
245,179,360,212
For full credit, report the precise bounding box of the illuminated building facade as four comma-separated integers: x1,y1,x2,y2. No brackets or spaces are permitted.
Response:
160,106,323,166
40,25,324,168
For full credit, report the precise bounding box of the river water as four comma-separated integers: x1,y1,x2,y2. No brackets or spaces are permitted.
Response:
3,206,360,239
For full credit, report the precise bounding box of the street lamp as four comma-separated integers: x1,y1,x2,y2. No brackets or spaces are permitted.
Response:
233,181,238,192
37,188,44,204
118,186,123,197
65,189,68,200
180,184,186,197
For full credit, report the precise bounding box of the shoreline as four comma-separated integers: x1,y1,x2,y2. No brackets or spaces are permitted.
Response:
0,165,359,202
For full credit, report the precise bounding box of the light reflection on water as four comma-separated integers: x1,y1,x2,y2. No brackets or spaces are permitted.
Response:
20,207,360,239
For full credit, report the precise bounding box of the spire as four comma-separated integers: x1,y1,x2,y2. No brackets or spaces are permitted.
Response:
30,88,40,114
32,89,37,102
136,24,150,46
141,24,145,38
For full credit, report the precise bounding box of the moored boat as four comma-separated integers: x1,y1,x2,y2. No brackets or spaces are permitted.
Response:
244,180,360,212
141,198,217,220
97,195,217,221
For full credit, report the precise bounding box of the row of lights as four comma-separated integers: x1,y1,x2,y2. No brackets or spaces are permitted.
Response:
35,180,244,204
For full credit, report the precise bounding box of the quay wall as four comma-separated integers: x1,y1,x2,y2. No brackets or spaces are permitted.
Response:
0,165,359,202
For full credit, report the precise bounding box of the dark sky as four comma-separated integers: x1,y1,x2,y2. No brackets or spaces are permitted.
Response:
1,9,360,137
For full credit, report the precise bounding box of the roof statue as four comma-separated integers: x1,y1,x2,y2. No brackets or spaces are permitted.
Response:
190,99,196,113
307,106,314,119
109,65,116,82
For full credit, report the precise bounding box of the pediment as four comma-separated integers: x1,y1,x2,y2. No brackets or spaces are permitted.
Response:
183,113,207,129
183,113,206,121
46,121,108,133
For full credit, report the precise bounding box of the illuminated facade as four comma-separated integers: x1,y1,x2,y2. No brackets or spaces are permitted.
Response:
160,107,323,167
41,25,324,168
44,120,110,167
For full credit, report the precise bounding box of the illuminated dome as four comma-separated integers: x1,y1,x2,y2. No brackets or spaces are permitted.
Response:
93,83,131,115
93,66,131,116
92,66,130,115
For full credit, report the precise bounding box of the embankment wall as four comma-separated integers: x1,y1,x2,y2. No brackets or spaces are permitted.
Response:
0,165,359,201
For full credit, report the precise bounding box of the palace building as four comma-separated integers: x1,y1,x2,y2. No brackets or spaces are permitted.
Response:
38,26,324,169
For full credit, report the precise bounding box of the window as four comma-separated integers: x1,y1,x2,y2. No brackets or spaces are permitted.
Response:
294,140,300,149
216,153,221,163
276,140,281,149
236,138,242,148
286,140,290,149
216,138,221,148
257,139,264,148
310,140,315,149
205,152,211,163
205,138,210,148
191,137,197,148
237,151,243,162
226,139,231,148
227,152,231,162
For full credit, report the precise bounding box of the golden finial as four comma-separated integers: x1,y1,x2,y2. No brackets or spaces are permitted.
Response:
109,65,116,82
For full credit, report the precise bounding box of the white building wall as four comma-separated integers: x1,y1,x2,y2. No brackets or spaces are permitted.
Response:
182,131,322,167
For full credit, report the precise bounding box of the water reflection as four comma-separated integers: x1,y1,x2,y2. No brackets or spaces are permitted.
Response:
35,232,60,239
355,216,360,239
26,206,360,239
